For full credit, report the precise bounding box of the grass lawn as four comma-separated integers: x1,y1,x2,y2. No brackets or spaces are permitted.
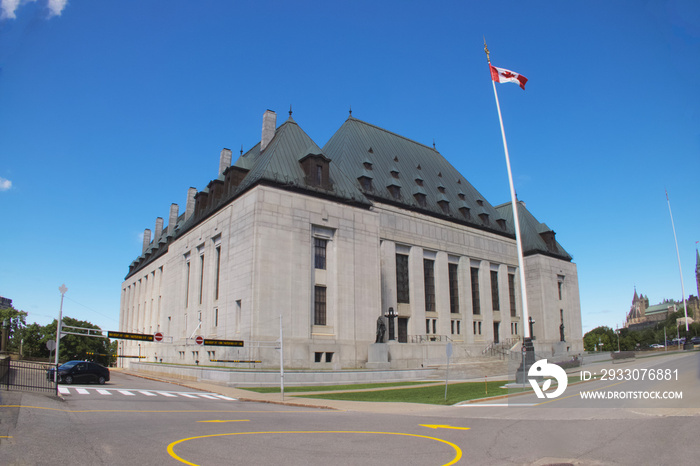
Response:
296,381,517,405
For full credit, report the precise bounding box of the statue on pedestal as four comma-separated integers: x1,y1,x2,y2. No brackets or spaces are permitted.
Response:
375,316,386,343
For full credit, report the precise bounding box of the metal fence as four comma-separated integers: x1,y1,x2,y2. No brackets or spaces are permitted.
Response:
0,359,57,394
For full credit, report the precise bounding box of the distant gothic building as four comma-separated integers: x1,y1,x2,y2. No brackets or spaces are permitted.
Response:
626,251,700,330
119,110,583,369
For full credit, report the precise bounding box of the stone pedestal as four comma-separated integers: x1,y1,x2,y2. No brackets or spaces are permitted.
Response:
366,343,390,369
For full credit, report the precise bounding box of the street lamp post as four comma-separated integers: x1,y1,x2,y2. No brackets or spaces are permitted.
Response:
387,307,397,341
54,284,67,383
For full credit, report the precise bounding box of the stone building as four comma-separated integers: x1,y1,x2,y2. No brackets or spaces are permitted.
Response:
119,110,583,369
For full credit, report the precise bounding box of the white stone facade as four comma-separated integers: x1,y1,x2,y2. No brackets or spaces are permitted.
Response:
119,112,583,369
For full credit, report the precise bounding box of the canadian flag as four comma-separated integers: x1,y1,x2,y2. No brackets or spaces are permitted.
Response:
490,65,528,90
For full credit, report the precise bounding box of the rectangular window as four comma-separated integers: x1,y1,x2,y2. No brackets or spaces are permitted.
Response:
199,254,205,305
508,273,516,317
314,286,327,326
185,261,191,308
325,352,333,363
214,308,218,327
235,300,241,333
314,238,327,270
471,267,480,315
449,263,459,313
316,165,323,185
557,275,564,301
424,259,435,313
396,254,410,304
490,270,500,311
426,319,430,334
215,246,221,300
314,352,323,363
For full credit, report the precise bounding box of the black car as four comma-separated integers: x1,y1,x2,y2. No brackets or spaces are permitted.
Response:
691,336,700,345
47,360,110,384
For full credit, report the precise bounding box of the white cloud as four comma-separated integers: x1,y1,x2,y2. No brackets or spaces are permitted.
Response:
0,0,22,19
46,0,66,17
0,0,67,20
0,177,11,191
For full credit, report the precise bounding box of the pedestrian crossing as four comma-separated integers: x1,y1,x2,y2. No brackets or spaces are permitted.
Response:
58,386,236,401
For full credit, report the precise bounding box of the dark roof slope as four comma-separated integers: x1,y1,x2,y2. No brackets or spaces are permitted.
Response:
495,201,573,261
233,116,369,205
323,117,511,236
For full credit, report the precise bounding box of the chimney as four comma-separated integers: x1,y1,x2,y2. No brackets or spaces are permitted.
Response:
168,203,179,235
219,148,232,176
154,217,164,239
260,110,277,152
186,187,197,219
142,229,151,254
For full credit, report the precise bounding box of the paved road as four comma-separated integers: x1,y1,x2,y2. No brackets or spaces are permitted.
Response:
1,355,699,465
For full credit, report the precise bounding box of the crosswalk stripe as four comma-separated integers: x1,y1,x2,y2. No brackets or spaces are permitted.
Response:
197,394,220,400
138,391,157,396
117,390,135,396
58,387,70,395
96,389,112,395
76,388,90,395
177,393,198,398
211,394,236,401
157,392,177,397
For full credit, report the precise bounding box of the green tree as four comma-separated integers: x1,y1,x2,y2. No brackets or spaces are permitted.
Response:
583,326,615,352
19,322,52,359
0,305,28,352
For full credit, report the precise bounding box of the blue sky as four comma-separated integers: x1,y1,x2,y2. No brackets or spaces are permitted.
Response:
1,1,698,336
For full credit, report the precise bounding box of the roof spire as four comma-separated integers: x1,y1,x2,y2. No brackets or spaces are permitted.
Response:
432,139,436,150
240,145,243,156
289,104,293,117
349,105,352,117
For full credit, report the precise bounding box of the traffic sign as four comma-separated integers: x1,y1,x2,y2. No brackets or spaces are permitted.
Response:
154,332,163,342
203,338,244,347
107,331,154,342
195,335,204,346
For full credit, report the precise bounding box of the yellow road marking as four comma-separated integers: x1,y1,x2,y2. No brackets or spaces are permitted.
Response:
168,431,462,466
197,420,250,423
0,436,12,438
421,424,470,430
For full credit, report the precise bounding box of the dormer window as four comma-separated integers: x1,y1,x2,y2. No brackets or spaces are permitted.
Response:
363,161,373,170
458,193,466,200
299,152,331,189
476,199,484,206
459,207,471,219
437,186,446,194
358,176,373,191
540,231,558,253
438,200,450,214
415,178,424,187
497,219,507,230
387,184,401,199
479,213,490,226
414,193,427,207
390,170,399,179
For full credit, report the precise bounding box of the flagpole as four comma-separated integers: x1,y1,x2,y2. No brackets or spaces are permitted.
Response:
484,40,531,340
665,190,690,343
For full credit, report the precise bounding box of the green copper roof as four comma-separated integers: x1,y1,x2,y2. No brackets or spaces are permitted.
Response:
323,117,511,236
232,116,369,205
495,201,572,261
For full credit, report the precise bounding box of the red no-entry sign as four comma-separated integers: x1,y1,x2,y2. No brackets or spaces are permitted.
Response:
195,335,204,346
154,332,163,342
